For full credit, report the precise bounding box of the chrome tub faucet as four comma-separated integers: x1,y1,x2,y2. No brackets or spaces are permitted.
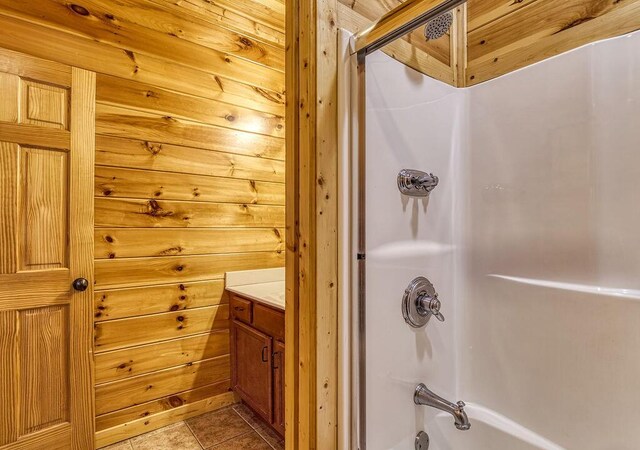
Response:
414,383,471,431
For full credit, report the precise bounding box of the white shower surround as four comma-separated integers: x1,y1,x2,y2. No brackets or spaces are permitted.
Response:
339,29,640,450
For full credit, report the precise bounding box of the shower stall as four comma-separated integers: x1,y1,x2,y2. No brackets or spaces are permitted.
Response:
339,14,640,450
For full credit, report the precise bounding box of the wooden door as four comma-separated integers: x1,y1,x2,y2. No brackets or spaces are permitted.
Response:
272,340,285,436
0,48,95,450
231,320,273,422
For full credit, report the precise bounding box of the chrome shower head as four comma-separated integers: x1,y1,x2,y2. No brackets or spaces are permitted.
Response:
424,11,454,40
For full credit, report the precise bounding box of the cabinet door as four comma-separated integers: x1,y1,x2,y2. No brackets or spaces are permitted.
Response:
272,340,285,436
232,320,273,422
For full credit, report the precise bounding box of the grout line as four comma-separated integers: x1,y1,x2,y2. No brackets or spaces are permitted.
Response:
232,405,259,432
232,405,280,450
186,407,258,449
183,419,206,449
206,431,258,450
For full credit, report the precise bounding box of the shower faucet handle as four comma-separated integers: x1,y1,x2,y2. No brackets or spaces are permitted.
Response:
402,277,445,328
398,169,439,197
418,292,445,322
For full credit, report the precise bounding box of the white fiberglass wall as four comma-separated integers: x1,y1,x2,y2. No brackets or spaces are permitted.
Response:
356,31,640,450
460,31,640,449
363,50,464,449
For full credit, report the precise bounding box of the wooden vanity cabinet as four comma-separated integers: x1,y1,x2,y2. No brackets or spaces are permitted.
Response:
230,293,285,436
232,320,273,421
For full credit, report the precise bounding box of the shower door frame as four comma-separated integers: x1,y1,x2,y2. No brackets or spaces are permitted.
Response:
349,1,467,448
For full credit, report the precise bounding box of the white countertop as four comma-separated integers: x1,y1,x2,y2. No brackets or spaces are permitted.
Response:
226,281,285,310
225,268,285,311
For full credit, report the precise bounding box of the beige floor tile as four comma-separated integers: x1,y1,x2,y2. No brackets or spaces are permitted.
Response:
130,422,201,450
231,403,262,429
186,407,252,448
207,431,272,450
99,440,133,450
232,403,283,448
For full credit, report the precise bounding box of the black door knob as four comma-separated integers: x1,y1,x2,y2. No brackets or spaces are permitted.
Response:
72,278,89,292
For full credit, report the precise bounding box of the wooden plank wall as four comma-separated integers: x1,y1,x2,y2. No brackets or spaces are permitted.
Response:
0,0,285,446
285,0,340,447
466,0,640,85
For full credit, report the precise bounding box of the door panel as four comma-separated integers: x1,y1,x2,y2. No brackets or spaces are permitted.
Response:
232,320,273,422
0,48,95,450
20,79,69,129
19,306,69,435
20,147,68,270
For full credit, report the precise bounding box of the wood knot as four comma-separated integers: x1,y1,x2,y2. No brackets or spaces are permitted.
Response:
144,141,162,155
104,235,114,243
145,199,173,217
239,37,253,47
161,246,183,255
175,265,184,272
179,284,186,291
177,316,185,322
124,49,136,63
170,305,179,311
225,114,235,122
213,76,224,91
69,4,90,16
168,396,184,407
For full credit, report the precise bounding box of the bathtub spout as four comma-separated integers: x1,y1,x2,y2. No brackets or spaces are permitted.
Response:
414,383,471,431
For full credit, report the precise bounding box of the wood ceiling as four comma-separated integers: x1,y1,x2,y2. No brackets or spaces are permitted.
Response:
338,0,640,86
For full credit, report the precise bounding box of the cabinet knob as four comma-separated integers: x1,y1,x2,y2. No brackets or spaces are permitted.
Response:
261,346,269,363
72,278,89,292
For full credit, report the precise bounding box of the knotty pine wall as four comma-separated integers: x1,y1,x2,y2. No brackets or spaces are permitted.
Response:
0,0,285,446
466,0,640,85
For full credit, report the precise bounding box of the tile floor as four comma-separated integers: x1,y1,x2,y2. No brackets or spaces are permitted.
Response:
101,404,284,450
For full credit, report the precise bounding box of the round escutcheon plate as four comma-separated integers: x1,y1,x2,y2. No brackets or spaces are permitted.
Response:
402,276,436,328
415,431,430,450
